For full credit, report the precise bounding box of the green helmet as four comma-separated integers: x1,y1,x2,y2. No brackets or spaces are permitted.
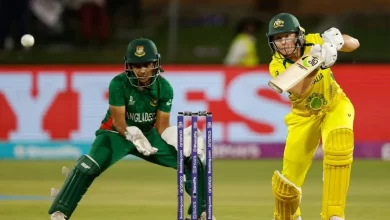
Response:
266,13,305,55
124,38,163,87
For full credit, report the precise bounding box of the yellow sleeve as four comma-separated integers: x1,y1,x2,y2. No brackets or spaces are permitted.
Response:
269,59,286,78
305,33,324,45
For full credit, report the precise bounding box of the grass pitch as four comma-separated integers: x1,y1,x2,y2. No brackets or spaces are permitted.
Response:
0,160,389,220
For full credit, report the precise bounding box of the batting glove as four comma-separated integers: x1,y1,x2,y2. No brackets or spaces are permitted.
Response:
310,43,338,69
321,27,344,50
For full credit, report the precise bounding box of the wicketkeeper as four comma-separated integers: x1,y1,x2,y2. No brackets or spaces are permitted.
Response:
48,38,216,220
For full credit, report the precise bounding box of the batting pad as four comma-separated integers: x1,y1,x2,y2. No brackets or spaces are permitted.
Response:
322,128,354,220
272,170,302,220
48,155,101,219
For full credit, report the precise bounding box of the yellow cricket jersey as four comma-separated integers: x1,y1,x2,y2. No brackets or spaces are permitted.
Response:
269,33,345,116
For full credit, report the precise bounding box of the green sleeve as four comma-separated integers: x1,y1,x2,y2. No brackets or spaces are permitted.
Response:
158,80,174,113
108,77,125,106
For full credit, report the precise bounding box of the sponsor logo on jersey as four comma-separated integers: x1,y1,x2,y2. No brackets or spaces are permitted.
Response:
128,96,135,105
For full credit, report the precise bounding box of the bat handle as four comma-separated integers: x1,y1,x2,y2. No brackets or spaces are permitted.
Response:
268,81,284,93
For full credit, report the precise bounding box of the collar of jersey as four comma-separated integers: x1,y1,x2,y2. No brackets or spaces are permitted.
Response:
138,77,158,91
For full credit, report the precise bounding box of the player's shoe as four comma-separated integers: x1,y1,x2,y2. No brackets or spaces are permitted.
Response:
185,211,216,220
199,211,216,220
50,211,66,220
329,217,344,220
49,167,69,220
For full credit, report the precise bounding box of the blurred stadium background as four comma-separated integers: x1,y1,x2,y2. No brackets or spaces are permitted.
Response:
0,0,389,219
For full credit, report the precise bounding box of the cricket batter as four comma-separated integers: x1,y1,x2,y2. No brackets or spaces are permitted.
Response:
266,13,360,220
48,38,215,220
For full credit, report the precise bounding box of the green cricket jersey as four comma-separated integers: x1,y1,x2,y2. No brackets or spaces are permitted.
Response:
98,72,173,133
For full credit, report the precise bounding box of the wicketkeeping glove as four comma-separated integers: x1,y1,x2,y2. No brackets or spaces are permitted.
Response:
125,126,158,156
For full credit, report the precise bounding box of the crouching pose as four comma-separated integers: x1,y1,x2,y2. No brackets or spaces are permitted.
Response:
48,38,215,220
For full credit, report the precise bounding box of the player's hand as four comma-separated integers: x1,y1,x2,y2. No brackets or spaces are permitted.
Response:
310,43,337,68
125,126,158,156
161,125,206,164
321,27,344,50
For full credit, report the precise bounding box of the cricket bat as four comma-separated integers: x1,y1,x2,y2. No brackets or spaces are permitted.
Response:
268,53,324,93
